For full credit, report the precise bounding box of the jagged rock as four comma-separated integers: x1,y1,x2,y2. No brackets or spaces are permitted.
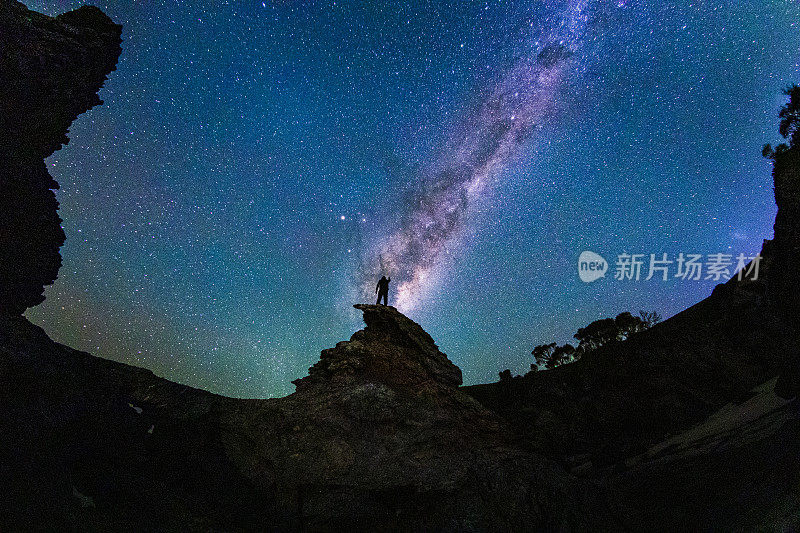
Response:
272,305,602,529
0,2,122,315
293,304,462,391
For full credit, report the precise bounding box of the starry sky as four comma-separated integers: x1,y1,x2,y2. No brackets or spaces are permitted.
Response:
24,0,800,398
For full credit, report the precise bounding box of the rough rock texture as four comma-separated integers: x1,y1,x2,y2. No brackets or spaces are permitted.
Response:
0,1,122,314
0,306,609,531
293,304,462,391
769,145,800,323
767,144,800,399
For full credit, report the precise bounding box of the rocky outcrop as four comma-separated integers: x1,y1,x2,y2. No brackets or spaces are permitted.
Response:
0,2,121,315
766,145,800,320
293,304,462,391
242,304,608,530
0,305,610,531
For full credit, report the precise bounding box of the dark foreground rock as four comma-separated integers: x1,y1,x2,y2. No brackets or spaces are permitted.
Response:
607,378,800,531
5,303,800,531
0,306,609,531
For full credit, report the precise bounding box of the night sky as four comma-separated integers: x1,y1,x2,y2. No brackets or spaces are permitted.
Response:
24,0,800,398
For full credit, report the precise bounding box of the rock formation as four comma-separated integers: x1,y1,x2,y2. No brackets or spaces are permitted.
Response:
293,304,462,391
0,304,609,530
766,139,800,320
0,2,122,315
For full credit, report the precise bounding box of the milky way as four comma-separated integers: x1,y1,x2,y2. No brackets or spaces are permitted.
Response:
24,0,797,397
357,0,600,311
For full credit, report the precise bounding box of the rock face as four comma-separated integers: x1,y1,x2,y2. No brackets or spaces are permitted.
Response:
767,144,800,322
752,142,800,399
0,2,122,314
243,304,604,530
293,304,462,391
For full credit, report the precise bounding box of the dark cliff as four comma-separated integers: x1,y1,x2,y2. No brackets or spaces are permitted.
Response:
0,1,121,314
767,142,800,323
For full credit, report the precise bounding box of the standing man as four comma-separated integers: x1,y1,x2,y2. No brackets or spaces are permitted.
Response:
375,275,390,305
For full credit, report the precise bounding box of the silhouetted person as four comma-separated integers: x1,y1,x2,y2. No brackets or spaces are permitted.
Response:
375,275,390,305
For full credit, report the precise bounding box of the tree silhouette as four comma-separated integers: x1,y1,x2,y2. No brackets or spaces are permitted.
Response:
763,84,800,159
574,317,617,352
639,310,662,329
547,344,577,369
531,343,557,369
779,84,800,148
529,310,659,371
